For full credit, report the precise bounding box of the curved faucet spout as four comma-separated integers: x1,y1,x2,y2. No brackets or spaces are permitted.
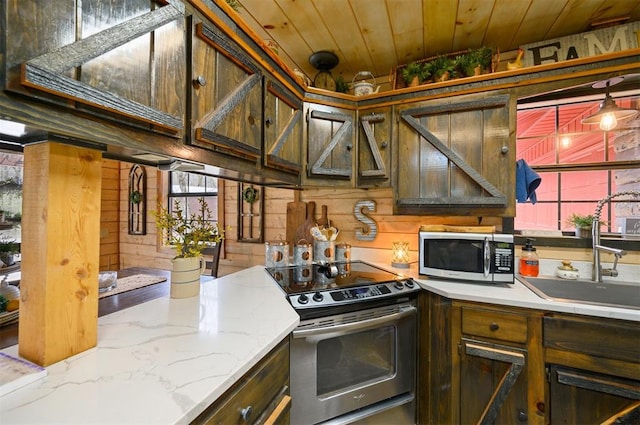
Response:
592,190,640,282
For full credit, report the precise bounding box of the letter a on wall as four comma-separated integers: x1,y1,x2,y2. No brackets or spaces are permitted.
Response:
354,200,378,241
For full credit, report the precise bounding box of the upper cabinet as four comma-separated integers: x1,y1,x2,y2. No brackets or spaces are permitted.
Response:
5,0,186,135
357,107,393,188
263,79,303,176
191,19,263,163
394,93,516,216
304,103,356,187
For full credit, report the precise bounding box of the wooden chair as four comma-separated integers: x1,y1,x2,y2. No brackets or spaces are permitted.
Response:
201,242,222,278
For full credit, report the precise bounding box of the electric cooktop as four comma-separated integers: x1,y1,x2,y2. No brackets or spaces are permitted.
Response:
265,260,419,311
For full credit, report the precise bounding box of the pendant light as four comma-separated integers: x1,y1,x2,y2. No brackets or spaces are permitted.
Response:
582,77,638,131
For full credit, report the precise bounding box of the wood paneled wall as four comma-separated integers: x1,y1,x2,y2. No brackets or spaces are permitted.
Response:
102,162,637,276
99,159,120,271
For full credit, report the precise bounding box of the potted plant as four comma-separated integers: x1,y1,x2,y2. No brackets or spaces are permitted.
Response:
429,55,454,82
154,197,224,298
0,237,19,267
566,213,606,238
402,61,423,87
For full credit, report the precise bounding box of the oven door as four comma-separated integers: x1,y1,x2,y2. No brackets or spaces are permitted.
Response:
290,302,417,425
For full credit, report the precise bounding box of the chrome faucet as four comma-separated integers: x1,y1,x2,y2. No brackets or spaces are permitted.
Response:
592,190,640,282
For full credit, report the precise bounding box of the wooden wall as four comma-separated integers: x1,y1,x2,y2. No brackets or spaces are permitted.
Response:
101,161,638,276
99,159,120,271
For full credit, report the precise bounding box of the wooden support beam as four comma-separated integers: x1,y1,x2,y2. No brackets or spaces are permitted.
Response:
19,142,102,366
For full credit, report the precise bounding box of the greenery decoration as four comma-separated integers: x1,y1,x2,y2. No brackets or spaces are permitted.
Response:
242,186,259,204
154,198,224,259
129,190,142,205
566,213,607,229
402,61,422,85
335,75,349,93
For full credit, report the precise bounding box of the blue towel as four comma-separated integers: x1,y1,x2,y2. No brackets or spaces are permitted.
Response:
516,159,541,204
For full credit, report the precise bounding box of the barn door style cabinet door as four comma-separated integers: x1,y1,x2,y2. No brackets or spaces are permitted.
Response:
456,305,545,425
304,103,356,187
191,18,263,163
357,107,393,188
394,93,515,216
263,78,303,176
5,0,186,135
544,315,640,424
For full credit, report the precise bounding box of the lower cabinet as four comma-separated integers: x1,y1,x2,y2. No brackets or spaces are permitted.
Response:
544,315,640,424
421,293,640,425
193,337,291,425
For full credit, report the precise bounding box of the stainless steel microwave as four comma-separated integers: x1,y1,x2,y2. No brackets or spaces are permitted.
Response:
419,231,515,283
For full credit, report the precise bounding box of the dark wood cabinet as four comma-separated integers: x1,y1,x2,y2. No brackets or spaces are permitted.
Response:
455,305,545,425
191,20,264,162
303,103,356,187
263,79,303,175
394,92,515,216
5,0,186,134
544,315,640,424
421,293,640,425
193,337,291,425
357,107,393,188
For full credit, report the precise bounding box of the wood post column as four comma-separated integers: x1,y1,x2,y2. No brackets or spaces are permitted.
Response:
19,142,102,366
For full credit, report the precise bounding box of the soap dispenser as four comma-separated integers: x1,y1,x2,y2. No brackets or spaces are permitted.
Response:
519,238,539,277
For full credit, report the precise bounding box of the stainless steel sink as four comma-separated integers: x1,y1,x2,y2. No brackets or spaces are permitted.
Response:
518,276,640,310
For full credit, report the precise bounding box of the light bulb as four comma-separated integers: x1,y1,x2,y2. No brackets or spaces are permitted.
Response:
599,112,617,131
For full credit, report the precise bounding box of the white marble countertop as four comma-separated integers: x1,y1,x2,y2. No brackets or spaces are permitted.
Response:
0,265,299,424
355,248,640,322
1,255,637,424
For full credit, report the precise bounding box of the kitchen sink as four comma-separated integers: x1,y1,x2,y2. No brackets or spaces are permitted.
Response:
518,276,640,310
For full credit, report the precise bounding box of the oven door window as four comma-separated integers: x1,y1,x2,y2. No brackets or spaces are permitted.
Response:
316,325,395,397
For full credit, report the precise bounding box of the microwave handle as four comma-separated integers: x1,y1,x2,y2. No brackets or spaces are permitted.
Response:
483,237,491,277
292,306,416,338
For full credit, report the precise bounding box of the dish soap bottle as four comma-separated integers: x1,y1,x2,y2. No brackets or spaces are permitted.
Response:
519,238,539,277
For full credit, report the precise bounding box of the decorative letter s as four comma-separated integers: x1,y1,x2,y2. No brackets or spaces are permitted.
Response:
354,200,377,241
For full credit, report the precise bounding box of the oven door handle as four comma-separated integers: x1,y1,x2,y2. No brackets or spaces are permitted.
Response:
292,306,416,338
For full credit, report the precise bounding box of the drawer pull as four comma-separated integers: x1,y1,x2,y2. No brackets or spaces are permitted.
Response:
489,322,500,331
240,406,253,422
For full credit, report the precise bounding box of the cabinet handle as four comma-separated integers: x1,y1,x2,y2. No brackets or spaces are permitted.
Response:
380,141,388,148
193,75,207,87
265,117,273,126
489,322,499,331
240,405,253,422
346,143,353,151
517,409,527,422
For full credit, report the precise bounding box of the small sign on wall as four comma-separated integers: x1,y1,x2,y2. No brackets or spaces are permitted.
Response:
520,22,640,67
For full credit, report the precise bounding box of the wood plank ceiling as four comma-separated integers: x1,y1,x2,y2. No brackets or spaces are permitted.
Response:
230,0,640,86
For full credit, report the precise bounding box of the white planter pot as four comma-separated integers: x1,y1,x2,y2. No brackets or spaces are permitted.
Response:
170,256,203,298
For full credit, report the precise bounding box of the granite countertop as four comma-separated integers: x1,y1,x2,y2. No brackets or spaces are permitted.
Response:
0,265,299,425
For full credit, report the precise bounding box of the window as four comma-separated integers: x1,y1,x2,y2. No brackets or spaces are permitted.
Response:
168,171,219,224
515,94,640,234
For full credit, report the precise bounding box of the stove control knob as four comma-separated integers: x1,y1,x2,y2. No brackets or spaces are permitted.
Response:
298,294,309,304
313,292,324,302
394,281,404,290
405,280,415,288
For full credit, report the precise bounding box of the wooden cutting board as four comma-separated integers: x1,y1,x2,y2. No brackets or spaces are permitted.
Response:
295,201,317,243
286,192,307,248
316,205,330,228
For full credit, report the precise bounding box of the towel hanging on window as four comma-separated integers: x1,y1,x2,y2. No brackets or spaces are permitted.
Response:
516,159,541,204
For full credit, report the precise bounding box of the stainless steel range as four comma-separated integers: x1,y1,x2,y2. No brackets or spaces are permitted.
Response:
266,261,419,425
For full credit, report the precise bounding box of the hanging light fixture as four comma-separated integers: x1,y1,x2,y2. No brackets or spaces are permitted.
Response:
582,77,639,131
